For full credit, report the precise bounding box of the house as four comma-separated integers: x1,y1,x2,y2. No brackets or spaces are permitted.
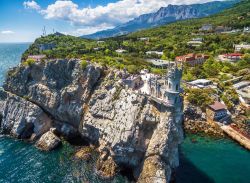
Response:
237,86,250,107
97,41,105,44
234,43,250,52
116,49,127,54
146,51,164,56
28,55,46,61
138,37,149,41
199,24,213,31
188,79,216,89
192,38,203,42
93,47,101,51
146,59,174,68
206,101,229,122
187,40,203,47
233,81,250,90
243,27,250,33
175,53,209,67
220,53,243,62
214,26,231,33
233,81,250,107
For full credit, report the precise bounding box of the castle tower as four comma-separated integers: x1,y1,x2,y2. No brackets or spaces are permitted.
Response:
164,63,183,106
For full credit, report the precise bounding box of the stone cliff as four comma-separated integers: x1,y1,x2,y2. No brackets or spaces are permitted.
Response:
0,59,183,183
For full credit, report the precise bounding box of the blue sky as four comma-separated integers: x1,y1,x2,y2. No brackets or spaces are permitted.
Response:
0,0,215,43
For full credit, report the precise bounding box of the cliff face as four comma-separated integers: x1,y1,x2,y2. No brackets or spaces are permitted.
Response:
0,59,183,182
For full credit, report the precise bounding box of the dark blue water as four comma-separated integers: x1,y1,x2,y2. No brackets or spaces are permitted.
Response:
1,43,250,183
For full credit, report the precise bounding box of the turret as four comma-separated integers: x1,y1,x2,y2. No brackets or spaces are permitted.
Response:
164,63,183,106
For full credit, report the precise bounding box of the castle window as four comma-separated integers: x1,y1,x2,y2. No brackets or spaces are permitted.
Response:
169,83,172,89
176,84,179,91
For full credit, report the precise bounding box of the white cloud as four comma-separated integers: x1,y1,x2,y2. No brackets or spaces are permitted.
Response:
72,24,115,36
25,0,217,34
23,0,41,10
1,30,15,34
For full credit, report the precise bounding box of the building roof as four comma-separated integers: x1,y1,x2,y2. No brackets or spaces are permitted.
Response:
28,55,46,60
233,81,250,90
146,51,164,55
189,79,212,85
146,59,173,67
116,49,127,53
209,101,227,111
175,53,209,62
224,53,242,57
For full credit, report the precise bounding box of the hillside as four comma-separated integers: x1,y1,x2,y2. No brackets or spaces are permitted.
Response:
82,0,238,39
23,0,250,76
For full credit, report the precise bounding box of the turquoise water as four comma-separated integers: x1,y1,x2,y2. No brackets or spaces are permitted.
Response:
176,135,250,183
1,43,250,183
0,136,128,183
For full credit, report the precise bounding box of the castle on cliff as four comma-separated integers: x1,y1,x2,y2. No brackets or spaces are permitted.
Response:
123,63,183,108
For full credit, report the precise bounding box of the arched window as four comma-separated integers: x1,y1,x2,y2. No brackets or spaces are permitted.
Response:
169,82,172,89
176,84,179,91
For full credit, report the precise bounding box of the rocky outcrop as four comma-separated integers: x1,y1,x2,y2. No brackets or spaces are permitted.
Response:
0,89,52,140
74,146,94,160
35,129,61,151
3,59,101,128
0,59,184,182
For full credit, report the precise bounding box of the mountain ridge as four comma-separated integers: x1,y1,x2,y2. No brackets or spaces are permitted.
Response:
82,0,239,39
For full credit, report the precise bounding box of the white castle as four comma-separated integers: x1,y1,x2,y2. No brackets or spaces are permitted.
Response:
125,63,183,108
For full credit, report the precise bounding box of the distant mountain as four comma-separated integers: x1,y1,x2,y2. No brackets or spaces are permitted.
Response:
81,0,239,39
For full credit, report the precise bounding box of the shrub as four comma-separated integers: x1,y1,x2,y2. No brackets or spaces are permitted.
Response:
80,60,88,69
23,58,35,67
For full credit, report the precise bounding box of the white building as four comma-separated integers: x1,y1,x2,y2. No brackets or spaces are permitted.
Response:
146,51,164,56
188,79,216,89
243,27,250,33
146,59,174,68
233,81,250,107
187,40,203,47
116,49,127,54
138,37,149,41
234,43,250,52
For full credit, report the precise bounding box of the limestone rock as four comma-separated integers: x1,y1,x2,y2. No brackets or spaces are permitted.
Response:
35,130,61,151
3,59,102,127
96,156,118,179
0,90,52,140
1,59,184,182
74,146,93,160
137,155,171,183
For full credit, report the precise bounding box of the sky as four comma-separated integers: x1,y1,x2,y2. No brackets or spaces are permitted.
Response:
0,0,218,43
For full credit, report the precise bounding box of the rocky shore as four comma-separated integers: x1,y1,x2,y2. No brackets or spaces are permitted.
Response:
0,59,184,182
184,120,225,137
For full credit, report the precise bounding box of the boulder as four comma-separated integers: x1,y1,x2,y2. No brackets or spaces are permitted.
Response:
35,130,61,151
74,146,93,160
96,156,118,179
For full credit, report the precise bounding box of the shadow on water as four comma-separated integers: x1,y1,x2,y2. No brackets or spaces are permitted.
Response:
175,150,215,183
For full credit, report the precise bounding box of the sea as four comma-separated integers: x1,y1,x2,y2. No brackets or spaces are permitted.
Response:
0,43,250,183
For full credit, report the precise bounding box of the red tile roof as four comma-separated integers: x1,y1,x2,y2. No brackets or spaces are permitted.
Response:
209,101,226,111
224,53,242,57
